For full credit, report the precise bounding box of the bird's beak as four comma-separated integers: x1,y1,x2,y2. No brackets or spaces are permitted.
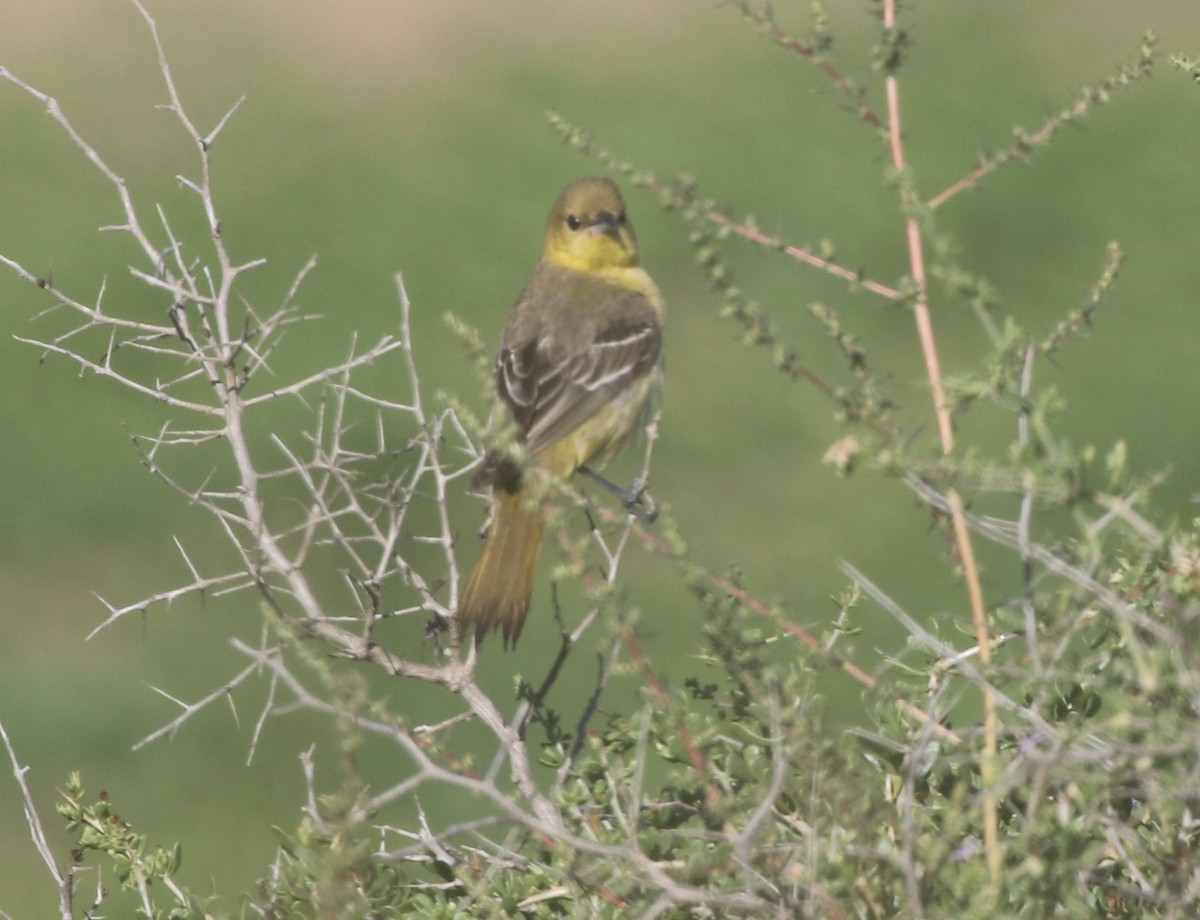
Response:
588,211,622,237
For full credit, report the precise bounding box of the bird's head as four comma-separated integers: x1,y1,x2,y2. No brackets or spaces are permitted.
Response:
542,177,639,274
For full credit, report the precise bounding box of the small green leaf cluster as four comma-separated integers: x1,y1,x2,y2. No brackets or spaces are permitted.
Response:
57,773,204,920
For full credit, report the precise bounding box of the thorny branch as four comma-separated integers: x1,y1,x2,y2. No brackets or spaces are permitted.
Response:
1,720,73,920
0,3,798,911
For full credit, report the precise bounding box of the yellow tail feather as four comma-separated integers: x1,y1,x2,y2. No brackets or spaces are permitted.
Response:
458,488,546,647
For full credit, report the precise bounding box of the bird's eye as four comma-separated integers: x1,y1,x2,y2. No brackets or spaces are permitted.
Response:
566,214,582,231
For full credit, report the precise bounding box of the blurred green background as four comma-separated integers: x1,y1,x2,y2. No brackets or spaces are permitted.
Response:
2,0,1199,913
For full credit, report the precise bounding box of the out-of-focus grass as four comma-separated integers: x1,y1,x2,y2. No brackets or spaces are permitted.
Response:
2,1,1199,913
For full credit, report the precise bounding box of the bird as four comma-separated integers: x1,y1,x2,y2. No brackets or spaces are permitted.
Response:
457,177,665,647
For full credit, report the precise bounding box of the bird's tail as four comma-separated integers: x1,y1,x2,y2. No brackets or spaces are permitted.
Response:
458,488,545,647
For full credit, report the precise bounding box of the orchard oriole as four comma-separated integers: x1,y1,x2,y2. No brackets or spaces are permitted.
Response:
458,177,665,647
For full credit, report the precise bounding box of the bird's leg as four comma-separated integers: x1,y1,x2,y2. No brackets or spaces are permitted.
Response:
578,466,658,524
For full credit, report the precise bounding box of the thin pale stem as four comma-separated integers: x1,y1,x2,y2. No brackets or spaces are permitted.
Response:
0,720,73,919
883,0,999,888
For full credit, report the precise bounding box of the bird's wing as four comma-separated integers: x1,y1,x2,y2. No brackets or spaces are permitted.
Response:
497,292,661,457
